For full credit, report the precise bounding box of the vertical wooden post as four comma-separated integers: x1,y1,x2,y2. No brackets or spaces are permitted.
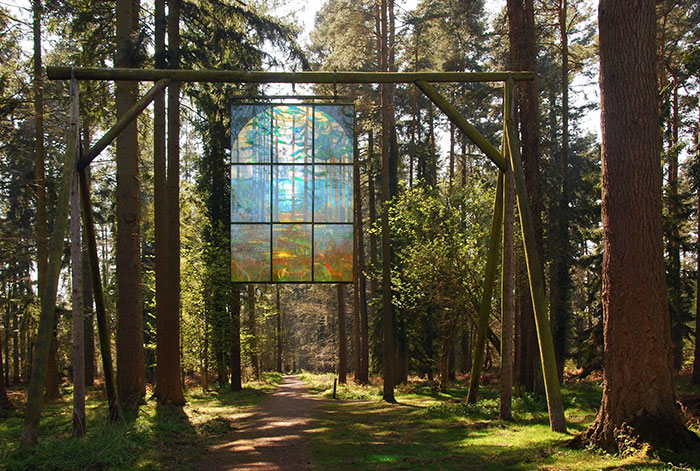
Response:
70,164,85,436
467,171,504,403
21,78,80,446
78,170,122,421
505,78,566,433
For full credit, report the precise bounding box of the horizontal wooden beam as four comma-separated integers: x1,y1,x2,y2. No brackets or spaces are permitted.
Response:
77,79,171,170
46,66,534,84
415,80,507,171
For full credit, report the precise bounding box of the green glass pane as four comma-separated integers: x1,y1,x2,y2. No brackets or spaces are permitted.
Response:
231,224,271,282
313,224,353,282
314,165,353,223
273,105,312,163
231,105,271,163
273,224,311,282
231,165,270,222
314,105,353,163
273,165,312,222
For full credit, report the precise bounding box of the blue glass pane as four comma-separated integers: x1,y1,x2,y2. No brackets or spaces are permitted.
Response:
231,165,270,222
313,224,353,282
273,165,312,222
273,105,312,163
314,105,353,163
231,224,271,282
231,105,271,163
273,224,312,282
314,165,353,223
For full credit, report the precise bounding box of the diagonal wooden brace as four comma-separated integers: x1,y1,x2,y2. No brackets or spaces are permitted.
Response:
77,78,171,170
414,80,507,172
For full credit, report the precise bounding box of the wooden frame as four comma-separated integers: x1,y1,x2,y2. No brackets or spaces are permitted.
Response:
31,66,566,434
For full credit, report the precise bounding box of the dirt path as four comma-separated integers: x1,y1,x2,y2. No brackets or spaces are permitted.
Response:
198,375,318,471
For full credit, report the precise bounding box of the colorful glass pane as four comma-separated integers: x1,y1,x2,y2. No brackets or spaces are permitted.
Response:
231,104,354,282
231,224,271,282
273,105,312,163
314,165,353,223
231,165,270,222
273,224,312,282
314,105,353,163
313,225,353,282
273,165,312,222
232,105,271,163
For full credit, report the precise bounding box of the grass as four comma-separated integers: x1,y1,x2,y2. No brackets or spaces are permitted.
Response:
299,373,700,471
0,372,282,471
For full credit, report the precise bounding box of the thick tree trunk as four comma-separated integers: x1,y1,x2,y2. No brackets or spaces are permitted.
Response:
155,0,184,404
507,0,544,398
116,0,145,413
585,0,698,451
248,285,259,380
337,284,347,384
71,168,85,437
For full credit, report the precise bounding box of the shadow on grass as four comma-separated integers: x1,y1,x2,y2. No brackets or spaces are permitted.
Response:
310,397,698,471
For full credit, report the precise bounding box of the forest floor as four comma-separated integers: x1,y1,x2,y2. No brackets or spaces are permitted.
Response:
1,372,700,471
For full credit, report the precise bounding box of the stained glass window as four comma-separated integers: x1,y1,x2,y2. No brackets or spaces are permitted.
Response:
231,104,354,282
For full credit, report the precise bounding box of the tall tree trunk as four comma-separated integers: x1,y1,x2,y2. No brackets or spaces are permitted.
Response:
71,167,85,437
248,285,259,380
694,92,700,386
668,75,683,371
500,144,515,421
337,285,347,384
586,0,698,451
82,163,95,387
33,0,59,400
21,79,79,446
358,151,370,384
276,285,282,373
33,0,48,361
367,132,379,379
231,286,242,390
352,138,361,382
379,0,395,403
507,0,544,395
116,0,145,413
548,0,572,381
0,333,13,411
155,0,184,404
12,310,19,383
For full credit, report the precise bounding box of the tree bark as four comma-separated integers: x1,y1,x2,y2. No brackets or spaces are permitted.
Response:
507,0,544,395
548,0,571,381
231,286,242,391
155,0,184,405
337,284,347,384
357,153,370,384
379,0,395,403
585,0,698,451
21,79,79,446
116,0,145,413
694,91,700,386
81,163,95,387
71,167,85,437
